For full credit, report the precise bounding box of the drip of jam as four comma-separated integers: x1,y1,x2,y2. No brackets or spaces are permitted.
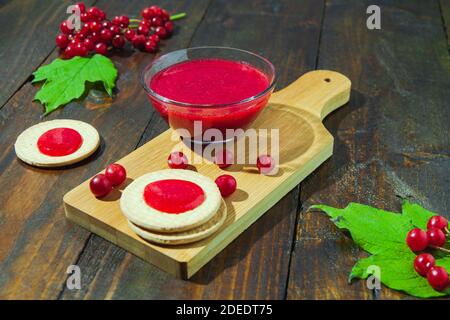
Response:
143,179,205,214
37,127,83,157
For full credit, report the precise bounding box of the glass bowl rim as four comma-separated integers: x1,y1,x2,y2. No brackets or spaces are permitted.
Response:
140,46,277,109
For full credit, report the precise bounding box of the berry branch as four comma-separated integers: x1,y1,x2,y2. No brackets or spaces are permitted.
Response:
407,215,449,291
56,3,186,57
430,245,450,254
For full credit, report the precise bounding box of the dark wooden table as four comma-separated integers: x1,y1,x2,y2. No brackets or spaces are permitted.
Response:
0,0,449,300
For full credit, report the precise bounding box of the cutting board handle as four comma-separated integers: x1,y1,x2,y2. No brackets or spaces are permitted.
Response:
270,70,351,120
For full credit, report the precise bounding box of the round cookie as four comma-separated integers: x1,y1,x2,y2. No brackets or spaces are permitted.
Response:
14,119,100,167
120,169,221,233
128,200,227,245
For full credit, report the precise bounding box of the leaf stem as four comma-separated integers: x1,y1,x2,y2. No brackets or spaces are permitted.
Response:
431,245,450,254
170,12,186,21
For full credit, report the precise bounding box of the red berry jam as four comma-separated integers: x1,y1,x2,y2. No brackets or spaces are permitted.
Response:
37,128,83,157
147,58,271,139
149,59,269,105
143,179,205,214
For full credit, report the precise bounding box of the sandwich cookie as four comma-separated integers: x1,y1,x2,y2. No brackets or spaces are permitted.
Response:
14,119,100,167
120,169,222,233
128,199,227,245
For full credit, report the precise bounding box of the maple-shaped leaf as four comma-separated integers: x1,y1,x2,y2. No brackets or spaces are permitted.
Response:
32,54,117,115
311,201,450,298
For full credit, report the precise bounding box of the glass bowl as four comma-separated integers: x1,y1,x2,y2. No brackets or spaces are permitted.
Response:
141,46,276,144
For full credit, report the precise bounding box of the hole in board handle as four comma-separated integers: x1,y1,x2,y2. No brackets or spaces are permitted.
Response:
324,78,331,83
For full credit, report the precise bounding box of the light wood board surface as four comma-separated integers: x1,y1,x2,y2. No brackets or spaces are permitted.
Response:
63,70,351,279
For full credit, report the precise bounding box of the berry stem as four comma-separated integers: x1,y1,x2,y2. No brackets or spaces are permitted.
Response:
431,245,450,254
170,12,186,21
129,18,141,23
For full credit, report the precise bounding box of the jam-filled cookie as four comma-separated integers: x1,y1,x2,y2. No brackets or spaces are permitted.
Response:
120,169,221,233
14,119,100,167
128,199,227,245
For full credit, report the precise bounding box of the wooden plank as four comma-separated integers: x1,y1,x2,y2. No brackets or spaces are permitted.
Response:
0,0,95,109
60,0,325,299
287,0,450,299
0,0,211,299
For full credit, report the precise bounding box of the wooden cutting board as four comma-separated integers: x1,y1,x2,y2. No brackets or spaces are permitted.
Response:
64,70,351,279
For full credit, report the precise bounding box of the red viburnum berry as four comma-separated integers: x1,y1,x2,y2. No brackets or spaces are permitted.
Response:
56,34,69,49
94,42,108,55
215,174,237,197
427,228,446,247
406,228,429,252
427,216,448,231
125,29,136,41
112,35,125,49
144,40,158,53
131,35,146,49
105,163,127,186
167,152,188,169
427,266,449,291
414,253,435,277
90,173,112,198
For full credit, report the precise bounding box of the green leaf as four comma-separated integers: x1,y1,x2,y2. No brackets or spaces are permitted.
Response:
350,254,450,298
312,202,450,298
32,54,117,115
311,203,413,255
402,201,436,230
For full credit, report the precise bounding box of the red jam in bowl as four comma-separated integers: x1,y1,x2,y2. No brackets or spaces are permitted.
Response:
37,127,83,157
146,58,273,140
143,179,205,214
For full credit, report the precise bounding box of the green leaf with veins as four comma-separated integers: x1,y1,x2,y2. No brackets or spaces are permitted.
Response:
32,54,117,115
350,254,450,298
311,201,450,298
401,201,436,230
311,203,413,255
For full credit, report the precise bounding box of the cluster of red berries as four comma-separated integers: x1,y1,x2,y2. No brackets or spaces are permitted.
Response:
406,215,449,291
90,163,127,198
56,3,178,58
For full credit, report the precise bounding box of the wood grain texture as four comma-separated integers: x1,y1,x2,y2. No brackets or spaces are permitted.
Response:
287,0,450,300
0,0,95,109
1,0,447,300
440,0,450,49
0,0,210,299
60,0,325,300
